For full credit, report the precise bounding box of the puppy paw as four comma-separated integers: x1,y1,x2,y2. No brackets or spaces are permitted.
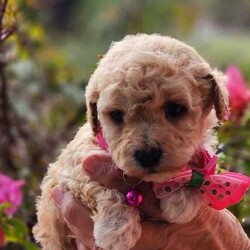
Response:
93,207,141,250
160,188,204,224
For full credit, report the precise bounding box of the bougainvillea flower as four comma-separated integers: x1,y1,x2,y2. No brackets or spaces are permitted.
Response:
0,228,4,247
0,174,25,215
225,66,250,122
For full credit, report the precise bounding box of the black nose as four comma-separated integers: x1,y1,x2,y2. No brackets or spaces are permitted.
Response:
134,148,162,168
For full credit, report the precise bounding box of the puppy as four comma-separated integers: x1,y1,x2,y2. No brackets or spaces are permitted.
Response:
33,34,246,250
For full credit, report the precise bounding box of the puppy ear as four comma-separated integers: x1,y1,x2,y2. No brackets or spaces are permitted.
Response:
89,101,100,135
203,71,229,121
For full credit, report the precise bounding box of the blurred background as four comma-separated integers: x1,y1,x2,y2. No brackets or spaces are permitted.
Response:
0,0,249,248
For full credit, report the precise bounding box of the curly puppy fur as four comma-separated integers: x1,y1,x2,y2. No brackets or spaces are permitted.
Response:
33,34,249,250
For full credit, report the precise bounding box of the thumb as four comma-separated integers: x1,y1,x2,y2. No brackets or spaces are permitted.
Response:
82,153,128,191
83,153,114,179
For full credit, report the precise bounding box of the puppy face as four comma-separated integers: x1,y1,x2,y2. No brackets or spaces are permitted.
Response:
86,34,228,182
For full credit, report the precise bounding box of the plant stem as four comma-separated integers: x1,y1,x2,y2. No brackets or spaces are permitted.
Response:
0,0,9,32
0,63,16,171
0,0,17,172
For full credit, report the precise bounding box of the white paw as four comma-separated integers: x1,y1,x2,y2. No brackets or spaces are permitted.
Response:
94,207,141,250
160,188,204,224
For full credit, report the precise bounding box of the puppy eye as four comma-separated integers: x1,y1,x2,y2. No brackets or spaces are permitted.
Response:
164,103,187,119
109,110,124,125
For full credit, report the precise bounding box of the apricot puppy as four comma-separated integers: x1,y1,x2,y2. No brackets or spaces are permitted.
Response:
34,34,231,250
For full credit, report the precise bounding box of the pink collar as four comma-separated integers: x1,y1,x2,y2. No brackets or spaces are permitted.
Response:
96,131,109,151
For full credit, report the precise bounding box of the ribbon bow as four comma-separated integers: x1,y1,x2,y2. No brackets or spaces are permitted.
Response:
153,151,250,210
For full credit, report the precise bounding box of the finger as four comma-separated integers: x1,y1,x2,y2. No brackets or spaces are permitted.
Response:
83,153,113,177
83,153,128,192
51,186,95,249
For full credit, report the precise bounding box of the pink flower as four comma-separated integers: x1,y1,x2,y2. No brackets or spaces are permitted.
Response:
0,174,25,215
225,66,250,123
0,228,4,247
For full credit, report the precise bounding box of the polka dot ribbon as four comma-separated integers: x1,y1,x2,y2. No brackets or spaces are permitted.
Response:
153,151,250,210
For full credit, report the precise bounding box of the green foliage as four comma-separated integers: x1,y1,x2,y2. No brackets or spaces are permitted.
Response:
0,203,11,216
192,35,250,80
2,217,39,249
0,204,39,249
217,109,250,221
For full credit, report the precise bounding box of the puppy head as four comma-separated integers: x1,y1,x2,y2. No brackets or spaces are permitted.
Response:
86,34,228,182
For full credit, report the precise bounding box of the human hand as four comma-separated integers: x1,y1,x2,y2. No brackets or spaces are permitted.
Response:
52,186,170,250
51,154,170,250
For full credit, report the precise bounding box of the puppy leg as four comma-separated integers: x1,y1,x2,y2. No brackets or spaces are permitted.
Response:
74,184,141,250
33,178,73,250
93,191,141,250
33,195,73,250
160,188,204,224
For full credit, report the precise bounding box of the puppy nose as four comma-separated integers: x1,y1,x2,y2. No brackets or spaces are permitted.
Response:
134,148,162,168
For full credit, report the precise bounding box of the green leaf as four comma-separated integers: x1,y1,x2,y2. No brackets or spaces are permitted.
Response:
1,217,39,250
22,240,40,250
0,202,11,216
4,217,28,242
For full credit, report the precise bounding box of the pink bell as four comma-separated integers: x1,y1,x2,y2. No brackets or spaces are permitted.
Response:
125,188,144,208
